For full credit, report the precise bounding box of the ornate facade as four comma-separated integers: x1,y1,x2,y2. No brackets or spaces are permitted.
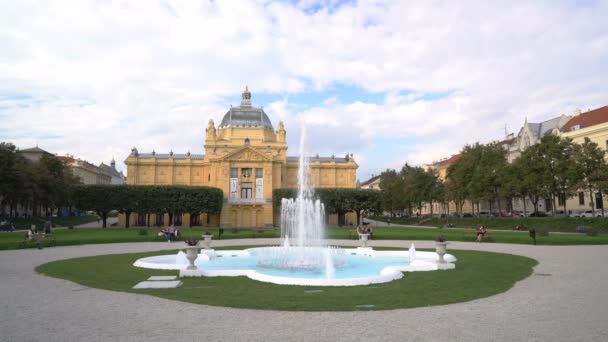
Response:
122,87,358,227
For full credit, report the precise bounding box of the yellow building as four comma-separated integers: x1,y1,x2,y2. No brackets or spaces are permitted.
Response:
123,87,358,227
560,106,608,214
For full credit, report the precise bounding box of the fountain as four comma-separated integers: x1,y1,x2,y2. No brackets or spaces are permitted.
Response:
133,125,457,286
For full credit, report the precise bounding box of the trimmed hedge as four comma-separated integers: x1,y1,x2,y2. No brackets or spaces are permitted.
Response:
70,185,224,228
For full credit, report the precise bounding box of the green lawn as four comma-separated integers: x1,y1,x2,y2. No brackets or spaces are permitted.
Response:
2,225,607,250
36,247,537,311
371,215,608,232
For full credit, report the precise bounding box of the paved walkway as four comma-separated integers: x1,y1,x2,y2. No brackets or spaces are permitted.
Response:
1,239,607,342
74,216,119,228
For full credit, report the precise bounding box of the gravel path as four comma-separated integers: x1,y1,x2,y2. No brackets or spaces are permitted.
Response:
1,239,607,342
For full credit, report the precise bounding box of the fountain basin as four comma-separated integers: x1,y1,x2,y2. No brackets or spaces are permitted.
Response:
133,247,457,286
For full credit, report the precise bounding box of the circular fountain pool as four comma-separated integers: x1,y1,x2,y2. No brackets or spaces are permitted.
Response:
134,246,457,286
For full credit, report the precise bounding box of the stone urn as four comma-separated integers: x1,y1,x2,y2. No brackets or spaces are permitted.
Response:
435,241,448,264
202,234,213,249
184,246,202,270
359,233,370,247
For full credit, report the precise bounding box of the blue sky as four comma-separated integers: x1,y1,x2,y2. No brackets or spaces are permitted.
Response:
1,0,607,180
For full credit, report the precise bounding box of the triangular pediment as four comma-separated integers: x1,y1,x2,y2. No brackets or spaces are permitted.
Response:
221,145,272,162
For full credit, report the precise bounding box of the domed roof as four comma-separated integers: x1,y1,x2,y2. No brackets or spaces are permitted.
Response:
218,87,274,130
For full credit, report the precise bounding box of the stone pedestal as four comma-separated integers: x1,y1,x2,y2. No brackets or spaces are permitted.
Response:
202,235,213,249
435,242,448,264
358,233,370,247
184,246,201,270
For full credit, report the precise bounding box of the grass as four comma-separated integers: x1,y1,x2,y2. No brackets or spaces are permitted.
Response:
371,215,608,232
2,224,608,250
36,246,538,311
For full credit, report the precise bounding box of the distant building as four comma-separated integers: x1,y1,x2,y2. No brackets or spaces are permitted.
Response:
98,158,126,185
506,114,571,163
560,106,608,215
360,175,381,190
57,155,111,185
18,146,52,162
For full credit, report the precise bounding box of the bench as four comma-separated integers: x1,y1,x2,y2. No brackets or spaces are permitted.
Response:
18,233,56,249
153,230,181,241
462,229,492,241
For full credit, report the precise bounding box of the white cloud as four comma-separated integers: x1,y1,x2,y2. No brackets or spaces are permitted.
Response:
1,0,607,181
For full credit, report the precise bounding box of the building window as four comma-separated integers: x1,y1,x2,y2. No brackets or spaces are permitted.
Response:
241,182,252,199
245,137,250,145
605,140,608,150
256,168,263,178
596,192,603,210
208,174,211,182
558,193,566,206
230,168,237,178
579,192,585,205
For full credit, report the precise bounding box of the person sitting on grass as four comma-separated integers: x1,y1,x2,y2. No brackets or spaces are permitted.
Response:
476,225,487,242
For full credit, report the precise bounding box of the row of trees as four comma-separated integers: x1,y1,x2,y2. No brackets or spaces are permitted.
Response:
273,188,382,226
0,142,80,217
70,185,224,228
379,136,608,217
379,165,443,217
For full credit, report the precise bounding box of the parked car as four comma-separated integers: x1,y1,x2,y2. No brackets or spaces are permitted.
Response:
0,220,15,232
477,211,492,218
575,210,603,218
553,210,571,217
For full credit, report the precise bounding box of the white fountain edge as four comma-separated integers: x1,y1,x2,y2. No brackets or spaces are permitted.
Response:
132,248,456,286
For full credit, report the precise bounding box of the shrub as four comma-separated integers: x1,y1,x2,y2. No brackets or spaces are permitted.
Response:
68,225,74,230
138,228,148,236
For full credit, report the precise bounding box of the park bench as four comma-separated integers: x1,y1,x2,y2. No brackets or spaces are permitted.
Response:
18,233,56,249
462,229,492,241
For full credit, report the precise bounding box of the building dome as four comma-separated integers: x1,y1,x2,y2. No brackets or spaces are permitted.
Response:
218,87,274,130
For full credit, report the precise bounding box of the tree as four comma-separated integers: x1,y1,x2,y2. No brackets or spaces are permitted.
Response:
533,135,582,214
379,169,403,216
346,189,381,226
575,138,608,217
70,185,117,228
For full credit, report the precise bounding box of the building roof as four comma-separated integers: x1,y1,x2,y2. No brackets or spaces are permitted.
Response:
218,87,274,130
98,163,124,179
133,153,205,160
287,156,351,163
561,106,608,131
360,175,381,187
431,153,462,167
56,155,76,163
522,115,569,139
19,146,51,154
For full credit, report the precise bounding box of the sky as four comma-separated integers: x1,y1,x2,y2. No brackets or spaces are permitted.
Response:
1,0,607,181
